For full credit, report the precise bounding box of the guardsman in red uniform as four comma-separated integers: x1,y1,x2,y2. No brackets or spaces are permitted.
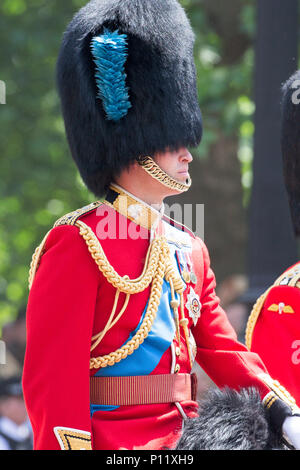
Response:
246,71,300,414
23,0,300,451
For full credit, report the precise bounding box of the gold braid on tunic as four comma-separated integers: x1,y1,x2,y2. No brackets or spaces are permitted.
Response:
28,202,193,370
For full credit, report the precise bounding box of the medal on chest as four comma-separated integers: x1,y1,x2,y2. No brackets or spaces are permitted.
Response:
176,250,197,286
186,287,201,326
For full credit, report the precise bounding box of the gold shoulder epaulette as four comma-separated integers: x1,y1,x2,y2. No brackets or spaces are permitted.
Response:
245,262,300,349
28,201,102,290
53,200,102,227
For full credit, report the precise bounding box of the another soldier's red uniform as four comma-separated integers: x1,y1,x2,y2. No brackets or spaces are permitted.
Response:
246,262,300,406
243,66,300,450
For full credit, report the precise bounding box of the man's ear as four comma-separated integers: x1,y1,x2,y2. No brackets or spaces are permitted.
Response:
127,161,144,175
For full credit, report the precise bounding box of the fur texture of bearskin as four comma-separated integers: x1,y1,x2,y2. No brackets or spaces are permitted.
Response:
176,387,285,450
281,70,300,236
56,0,203,197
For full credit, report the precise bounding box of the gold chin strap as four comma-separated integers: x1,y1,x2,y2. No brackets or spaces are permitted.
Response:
138,156,192,193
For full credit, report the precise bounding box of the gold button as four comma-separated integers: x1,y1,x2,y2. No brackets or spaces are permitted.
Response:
182,271,191,283
174,364,180,373
175,347,180,356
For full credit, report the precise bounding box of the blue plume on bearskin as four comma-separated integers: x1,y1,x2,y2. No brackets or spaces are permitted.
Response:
176,388,285,450
91,29,131,121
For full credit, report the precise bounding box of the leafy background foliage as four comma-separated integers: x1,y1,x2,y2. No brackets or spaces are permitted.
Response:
0,0,284,329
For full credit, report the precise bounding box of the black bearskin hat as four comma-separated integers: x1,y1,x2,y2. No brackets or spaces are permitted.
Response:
281,70,300,236
56,0,203,197
176,388,285,450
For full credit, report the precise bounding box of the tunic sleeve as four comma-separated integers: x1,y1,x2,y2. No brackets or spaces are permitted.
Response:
192,238,271,398
23,225,100,450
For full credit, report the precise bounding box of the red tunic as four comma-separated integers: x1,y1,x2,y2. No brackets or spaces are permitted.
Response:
23,189,273,450
247,262,300,406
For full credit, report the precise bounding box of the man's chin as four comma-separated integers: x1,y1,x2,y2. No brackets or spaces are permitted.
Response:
176,173,190,183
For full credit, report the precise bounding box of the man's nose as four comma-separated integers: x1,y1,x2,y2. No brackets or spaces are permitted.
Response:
179,149,193,163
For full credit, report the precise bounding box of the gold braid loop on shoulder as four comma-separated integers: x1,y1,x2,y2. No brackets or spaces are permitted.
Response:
75,220,162,294
28,201,102,290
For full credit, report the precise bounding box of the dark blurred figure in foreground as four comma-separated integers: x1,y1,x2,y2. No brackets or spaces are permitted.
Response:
176,387,287,450
0,376,32,450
